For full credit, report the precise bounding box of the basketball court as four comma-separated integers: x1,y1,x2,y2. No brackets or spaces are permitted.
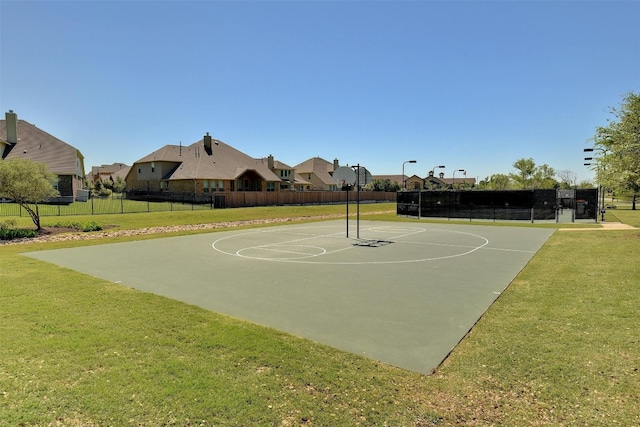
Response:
25,220,555,374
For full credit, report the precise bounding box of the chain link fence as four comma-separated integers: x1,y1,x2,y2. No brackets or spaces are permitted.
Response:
397,189,598,222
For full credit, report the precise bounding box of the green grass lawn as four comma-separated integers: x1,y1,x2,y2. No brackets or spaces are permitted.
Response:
1,204,639,425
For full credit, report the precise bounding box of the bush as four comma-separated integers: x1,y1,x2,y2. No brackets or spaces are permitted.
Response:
0,219,17,230
81,221,102,232
0,228,37,240
45,221,103,232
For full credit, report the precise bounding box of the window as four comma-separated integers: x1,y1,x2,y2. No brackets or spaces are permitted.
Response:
203,180,209,193
267,182,275,192
151,162,155,173
218,181,224,191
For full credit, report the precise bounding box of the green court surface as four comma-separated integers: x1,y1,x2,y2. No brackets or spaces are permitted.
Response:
25,220,555,374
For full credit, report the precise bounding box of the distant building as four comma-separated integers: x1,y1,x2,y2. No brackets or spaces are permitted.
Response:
88,163,130,185
405,171,476,190
125,133,306,194
0,110,86,201
294,157,341,191
259,155,310,191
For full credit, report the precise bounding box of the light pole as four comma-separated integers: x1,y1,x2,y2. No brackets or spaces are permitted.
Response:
429,165,445,188
452,169,465,190
431,165,445,175
584,147,608,221
402,160,417,190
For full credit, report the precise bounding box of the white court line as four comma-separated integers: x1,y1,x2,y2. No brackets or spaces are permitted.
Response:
211,225,492,265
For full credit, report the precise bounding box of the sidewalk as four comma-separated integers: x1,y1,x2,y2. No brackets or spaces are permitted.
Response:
560,221,637,231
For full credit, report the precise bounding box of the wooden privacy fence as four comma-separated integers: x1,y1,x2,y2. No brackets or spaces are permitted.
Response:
129,190,396,208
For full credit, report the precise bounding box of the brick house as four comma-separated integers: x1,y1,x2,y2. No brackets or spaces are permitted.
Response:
125,133,306,195
87,163,130,186
294,157,342,191
0,110,86,201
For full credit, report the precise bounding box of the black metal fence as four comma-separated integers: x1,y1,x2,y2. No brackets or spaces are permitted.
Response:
397,189,598,222
0,190,396,218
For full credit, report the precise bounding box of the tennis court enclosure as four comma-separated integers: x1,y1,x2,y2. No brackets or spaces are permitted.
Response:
398,188,598,222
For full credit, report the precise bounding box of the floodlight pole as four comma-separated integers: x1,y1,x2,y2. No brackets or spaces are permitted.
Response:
403,160,417,189
356,164,360,239
452,169,465,190
584,147,608,222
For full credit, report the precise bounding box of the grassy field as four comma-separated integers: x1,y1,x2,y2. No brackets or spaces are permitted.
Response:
1,203,639,425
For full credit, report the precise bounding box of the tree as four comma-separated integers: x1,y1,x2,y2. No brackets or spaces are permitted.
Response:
592,91,640,209
0,158,59,230
365,178,401,192
532,164,557,189
113,176,127,194
556,170,577,189
479,174,511,190
510,158,559,189
511,158,537,189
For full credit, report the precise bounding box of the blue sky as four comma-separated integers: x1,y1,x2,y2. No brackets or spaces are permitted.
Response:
1,1,639,183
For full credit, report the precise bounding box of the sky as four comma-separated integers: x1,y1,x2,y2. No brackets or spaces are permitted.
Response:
1,1,639,184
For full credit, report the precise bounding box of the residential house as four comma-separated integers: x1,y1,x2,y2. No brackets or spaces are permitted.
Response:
404,171,476,190
424,171,448,189
260,155,310,191
374,175,403,187
294,157,341,191
405,174,426,190
441,176,476,189
87,163,130,186
0,110,86,201
125,133,293,195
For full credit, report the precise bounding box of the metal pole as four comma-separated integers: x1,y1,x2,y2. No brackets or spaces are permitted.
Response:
346,185,349,238
356,164,360,239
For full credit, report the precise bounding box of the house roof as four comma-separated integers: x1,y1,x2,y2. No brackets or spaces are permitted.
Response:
134,138,281,182
91,163,129,176
294,157,337,185
440,177,477,185
0,118,84,175
374,175,404,183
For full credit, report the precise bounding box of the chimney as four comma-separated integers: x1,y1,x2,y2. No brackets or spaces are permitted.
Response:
203,132,212,155
439,172,444,179
267,154,274,169
333,158,339,171
5,110,18,144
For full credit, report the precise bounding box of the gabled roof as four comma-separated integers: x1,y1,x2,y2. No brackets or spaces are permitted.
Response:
374,175,404,183
0,118,83,175
294,156,336,185
91,163,129,176
134,138,281,182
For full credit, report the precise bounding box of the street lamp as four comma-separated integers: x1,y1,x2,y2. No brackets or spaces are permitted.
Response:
402,160,417,190
584,147,608,222
431,165,445,175
452,169,465,189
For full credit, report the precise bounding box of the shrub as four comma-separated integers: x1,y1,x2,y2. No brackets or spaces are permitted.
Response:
0,219,17,230
0,228,37,240
45,221,103,232
81,221,102,232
